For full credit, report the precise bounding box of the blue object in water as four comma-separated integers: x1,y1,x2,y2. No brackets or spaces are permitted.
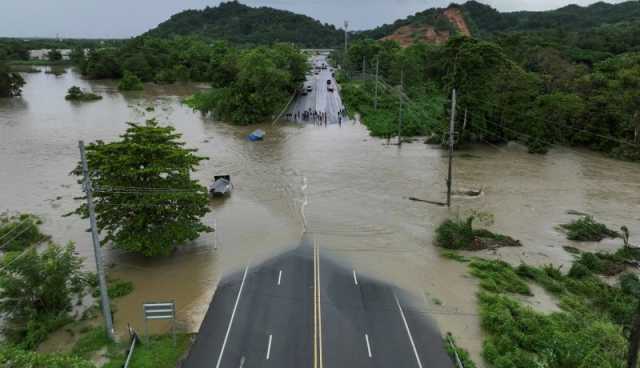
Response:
248,129,266,141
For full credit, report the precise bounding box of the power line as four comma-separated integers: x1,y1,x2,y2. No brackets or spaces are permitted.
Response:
0,225,35,251
0,217,36,243
461,94,640,149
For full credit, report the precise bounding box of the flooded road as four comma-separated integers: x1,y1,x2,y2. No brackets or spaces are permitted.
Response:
1,68,639,364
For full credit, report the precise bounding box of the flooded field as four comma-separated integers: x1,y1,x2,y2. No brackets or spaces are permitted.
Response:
2,68,639,364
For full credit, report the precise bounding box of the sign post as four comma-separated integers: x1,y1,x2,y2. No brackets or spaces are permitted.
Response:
143,301,176,346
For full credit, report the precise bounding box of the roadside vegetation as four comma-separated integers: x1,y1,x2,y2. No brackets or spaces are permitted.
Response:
0,214,174,367
337,31,640,161
439,212,640,367
65,86,102,101
435,213,521,250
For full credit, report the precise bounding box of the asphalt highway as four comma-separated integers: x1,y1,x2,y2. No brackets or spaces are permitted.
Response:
287,54,345,125
182,234,453,368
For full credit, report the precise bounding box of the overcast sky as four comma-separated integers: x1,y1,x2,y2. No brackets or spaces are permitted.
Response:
0,0,627,39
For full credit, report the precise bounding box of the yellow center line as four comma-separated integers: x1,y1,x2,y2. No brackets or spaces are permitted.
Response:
317,241,324,368
313,239,318,368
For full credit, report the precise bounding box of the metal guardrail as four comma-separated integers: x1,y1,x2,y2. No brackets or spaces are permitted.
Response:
123,324,140,368
447,334,465,368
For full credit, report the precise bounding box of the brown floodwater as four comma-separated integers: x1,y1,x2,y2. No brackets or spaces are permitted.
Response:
2,68,639,365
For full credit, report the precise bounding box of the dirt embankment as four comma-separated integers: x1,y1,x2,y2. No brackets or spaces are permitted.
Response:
381,25,451,47
381,6,471,47
443,7,471,37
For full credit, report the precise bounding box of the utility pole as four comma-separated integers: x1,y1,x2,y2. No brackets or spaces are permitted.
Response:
362,56,366,80
398,69,404,147
374,56,379,110
446,89,457,208
79,141,115,341
343,21,349,72
344,21,349,55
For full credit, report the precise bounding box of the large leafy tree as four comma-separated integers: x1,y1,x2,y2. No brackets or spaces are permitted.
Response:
73,119,211,256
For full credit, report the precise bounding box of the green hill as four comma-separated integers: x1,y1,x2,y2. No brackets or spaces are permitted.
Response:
144,1,344,48
358,0,640,46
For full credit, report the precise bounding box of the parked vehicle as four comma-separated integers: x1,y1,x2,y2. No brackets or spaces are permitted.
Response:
306,85,313,92
210,175,233,196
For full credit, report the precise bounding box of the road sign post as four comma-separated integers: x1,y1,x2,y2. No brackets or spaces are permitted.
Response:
143,301,176,346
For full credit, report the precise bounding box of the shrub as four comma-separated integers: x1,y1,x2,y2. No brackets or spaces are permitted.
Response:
0,345,95,368
470,259,531,295
0,242,88,347
65,86,102,101
0,213,48,252
560,216,619,241
435,217,475,250
568,262,591,278
118,71,143,91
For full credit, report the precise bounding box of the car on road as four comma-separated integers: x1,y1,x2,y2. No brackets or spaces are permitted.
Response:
306,85,312,93
328,86,334,92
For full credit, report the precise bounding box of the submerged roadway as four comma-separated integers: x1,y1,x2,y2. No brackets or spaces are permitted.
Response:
286,54,345,126
182,234,453,368
183,54,453,367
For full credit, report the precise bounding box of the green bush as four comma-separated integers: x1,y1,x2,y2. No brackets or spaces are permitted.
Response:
479,291,627,368
560,216,619,241
0,213,48,252
0,243,87,348
470,259,531,295
65,86,102,101
118,71,143,91
568,262,591,278
0,345,95,368
435,217,475,250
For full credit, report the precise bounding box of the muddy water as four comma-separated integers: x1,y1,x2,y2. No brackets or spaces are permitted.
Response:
1,68,639,365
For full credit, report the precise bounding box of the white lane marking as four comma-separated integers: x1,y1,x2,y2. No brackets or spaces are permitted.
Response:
239,357,245,368
394,294,424,368
215,265,250,368
277,270,283,286
352,270,359,286
266,334,273,360
364,334,372,358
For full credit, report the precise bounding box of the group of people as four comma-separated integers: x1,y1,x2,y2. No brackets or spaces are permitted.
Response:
284,106,348,126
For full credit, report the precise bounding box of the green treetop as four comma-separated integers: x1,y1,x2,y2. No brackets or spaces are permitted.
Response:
72,119,211,256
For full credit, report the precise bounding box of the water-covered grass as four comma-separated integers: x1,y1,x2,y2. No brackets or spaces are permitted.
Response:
560,216,620,241
469,256,637,367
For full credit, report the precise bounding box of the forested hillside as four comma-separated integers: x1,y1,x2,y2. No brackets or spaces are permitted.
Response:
144,1,344,48
358,0,640,49
338,0,640,163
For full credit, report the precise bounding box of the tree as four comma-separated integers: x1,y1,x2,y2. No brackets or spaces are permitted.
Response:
0,61,26,97
0,242,87,348
72,119,211,256
48,49,63,62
